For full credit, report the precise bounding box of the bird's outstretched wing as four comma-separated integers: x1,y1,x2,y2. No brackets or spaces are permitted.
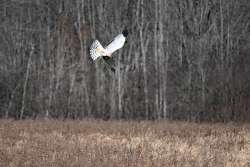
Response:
90,40,107,60
105,34,126,56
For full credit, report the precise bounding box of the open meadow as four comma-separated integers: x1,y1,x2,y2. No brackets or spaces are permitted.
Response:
0,120,249,167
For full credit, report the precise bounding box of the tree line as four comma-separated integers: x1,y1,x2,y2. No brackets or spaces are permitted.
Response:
0,0,249,122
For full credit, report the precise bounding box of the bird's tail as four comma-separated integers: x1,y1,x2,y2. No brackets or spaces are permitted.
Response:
90,40,105,61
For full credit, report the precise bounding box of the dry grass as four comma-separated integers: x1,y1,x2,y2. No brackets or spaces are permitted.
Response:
0,120,249,167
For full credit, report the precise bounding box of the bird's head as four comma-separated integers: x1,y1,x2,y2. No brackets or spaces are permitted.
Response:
122,29,129,37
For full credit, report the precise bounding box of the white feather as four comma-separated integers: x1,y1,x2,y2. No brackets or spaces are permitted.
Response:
105,34,126,55
90,40,106,60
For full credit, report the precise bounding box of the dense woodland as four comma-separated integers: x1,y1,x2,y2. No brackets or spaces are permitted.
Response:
0,0,249,122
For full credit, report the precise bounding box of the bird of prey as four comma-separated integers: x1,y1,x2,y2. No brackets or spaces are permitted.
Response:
90,29,128,61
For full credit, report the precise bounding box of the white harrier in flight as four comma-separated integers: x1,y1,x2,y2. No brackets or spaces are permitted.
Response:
90,29,128,61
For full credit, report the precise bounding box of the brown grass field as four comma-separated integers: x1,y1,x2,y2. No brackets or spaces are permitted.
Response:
0,120,249,167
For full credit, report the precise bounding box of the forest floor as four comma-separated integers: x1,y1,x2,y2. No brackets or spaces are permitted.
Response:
0,120,249,167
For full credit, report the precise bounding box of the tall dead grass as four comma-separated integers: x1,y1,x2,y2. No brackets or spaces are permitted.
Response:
0,120,249,167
